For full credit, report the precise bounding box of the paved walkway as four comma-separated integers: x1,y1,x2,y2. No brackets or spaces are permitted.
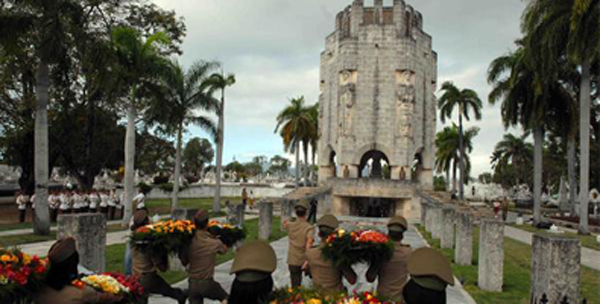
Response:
149,218,476,304
504,225,600,271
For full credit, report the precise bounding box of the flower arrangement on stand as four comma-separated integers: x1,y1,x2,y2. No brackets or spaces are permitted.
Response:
0,248,49,303
270,288,396,304
130,220,196,256
207,220,246,247
321,229,394,268
72,273,143,303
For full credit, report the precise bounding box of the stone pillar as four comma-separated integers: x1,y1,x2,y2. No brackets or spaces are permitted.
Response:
420,201,428,226
478,218,504,292
430,205,443,239
440,207,455,249
455,211,473,266
424,203,434,233
280,200,294,231
57,214,106,272
235,204,245,226
258,202,273,241
530,234,581,304
171,208,198,221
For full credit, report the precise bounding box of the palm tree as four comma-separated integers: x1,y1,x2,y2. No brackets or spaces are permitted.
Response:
1,0,84,235
523,0,599,234
490,133,534,186
206,72,236,214
438,82,483,201
275,97,313,188
307,102,320,183
146,60,219,210
112,27,171,225
434,124,479,194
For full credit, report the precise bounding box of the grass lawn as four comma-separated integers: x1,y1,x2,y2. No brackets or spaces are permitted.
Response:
146,197,240,216
105,216,287,285
416,225,600,304
0,222,34,232
509,224,600,251
0,224,125,247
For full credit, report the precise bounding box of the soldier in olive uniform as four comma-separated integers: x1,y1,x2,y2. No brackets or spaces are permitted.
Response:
366,216,412,302
35,237,122,304
228,241,277,304
131,210,187,304
180,210,229,304
305,214,357,293
403,247,454,304
283,200,315,288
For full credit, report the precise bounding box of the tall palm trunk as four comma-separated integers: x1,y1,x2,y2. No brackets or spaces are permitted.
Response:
578,59,591,235
122,98,136,226
303,142,309,187
452,159,457,193
458,112,465,201
172,124,183,211
533,126,543,225
567,134,577,215
295,142,300,188
445,169,450,192
33,61,50,235
213,92,225,214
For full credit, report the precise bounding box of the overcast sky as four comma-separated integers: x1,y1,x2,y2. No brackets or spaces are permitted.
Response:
153,0,527,177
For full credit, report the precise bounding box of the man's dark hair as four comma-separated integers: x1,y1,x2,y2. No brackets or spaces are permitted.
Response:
131,218,150,231
389,230,404,242
295,208,306,217
46,252,80,291
229,275,274,304
318,227,334,239
195,218,209,229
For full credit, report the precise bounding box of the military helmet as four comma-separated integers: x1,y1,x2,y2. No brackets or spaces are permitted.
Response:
317,214,339,229
294,200,309,211
48,237,77,264
408,247,454,286
133,209,149,226
194,209,209,222
230,241,277,280
388,216,408,232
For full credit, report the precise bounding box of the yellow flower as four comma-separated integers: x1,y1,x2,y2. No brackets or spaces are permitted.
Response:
307,299,322,304
0,254,11,263
337,229,346,237
22,254,31,265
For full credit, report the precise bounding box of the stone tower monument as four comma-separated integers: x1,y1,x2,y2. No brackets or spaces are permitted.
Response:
317,0,437,217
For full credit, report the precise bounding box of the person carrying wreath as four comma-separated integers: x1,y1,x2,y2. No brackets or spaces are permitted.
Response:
35,237,122,304
131,210,187,304
228,241,277,304
403,247,454,304
180,209,229,304
366,216,412,302
283,200,314,288
305,214,357,293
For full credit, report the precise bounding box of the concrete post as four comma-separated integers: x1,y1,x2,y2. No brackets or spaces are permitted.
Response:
171,208,198,221
425,203,435,233
430,205,443,239
530,234,581,304
455,211,473,265
478,218,504,292
258,201,273,240
57,214,106,272
420,201,428,227
440,207,455,249
235,204,245,226
280,200,294,231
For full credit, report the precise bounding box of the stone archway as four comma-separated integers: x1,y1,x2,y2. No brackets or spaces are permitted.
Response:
358,150,391,179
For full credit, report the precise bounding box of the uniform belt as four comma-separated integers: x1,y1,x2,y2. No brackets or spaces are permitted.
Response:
188,277,214,282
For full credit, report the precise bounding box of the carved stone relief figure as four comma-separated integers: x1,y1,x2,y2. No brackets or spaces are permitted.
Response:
339,70,357,136
395,70,416,138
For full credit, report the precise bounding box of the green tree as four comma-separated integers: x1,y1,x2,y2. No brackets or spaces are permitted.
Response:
478,172,493,184
305,102,320,184
146,60,218,210
523,0,599,234
490,133,533,187
111,27,171,225
438,82,483,200
183,138,214,177
268,155,291,178
206,72,236,214
275,97,314,188
434,124,479,193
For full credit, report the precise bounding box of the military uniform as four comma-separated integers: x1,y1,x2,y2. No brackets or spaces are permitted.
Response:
131,210,187,304
403,247,454,304
368,216,412,301
285,201,314,287
181,210,228,304
306,214,356,293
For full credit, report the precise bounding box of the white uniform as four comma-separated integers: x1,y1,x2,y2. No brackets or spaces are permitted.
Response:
81,194,90,209
30,194,36,209
132,193,146,209
49,194,60,210
72,194,82,211
107,192,116,207
59,194,70,211
89,193,99,209
100,193,109,208
16,195,28,210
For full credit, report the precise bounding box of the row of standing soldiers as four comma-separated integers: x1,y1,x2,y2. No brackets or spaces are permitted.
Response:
285,200,455,304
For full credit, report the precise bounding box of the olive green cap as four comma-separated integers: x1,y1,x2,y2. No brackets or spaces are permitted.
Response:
194,209,209,222
408,247,454,286
388,216,408,232
317,214,339,229
133,209,149,226
294,200,309,211
48,237,77,264
230,241,277,276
